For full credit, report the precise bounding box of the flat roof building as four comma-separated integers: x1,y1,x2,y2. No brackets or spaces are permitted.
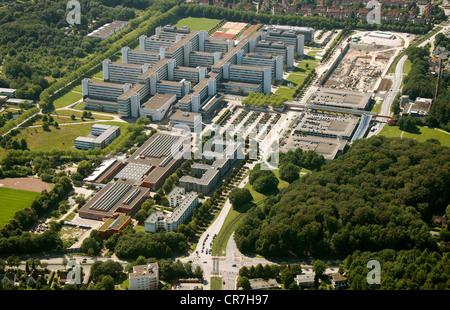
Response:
179,141,243,195
97,213,132,238
78,179,150,220
87,21,129,40
83,159,125,184
126,133,190,190
292,111,358,141
309,88,372,111
145,191,199,233
129,263,159,290
170,110,202,132
140,93,176,121
74,124,121,150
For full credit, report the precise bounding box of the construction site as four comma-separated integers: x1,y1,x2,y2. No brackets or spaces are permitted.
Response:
322,32,401,92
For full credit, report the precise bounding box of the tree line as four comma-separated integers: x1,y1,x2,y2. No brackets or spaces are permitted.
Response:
177,4,432,35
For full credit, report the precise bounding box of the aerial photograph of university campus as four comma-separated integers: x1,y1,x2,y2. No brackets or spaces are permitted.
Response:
0,0,448,303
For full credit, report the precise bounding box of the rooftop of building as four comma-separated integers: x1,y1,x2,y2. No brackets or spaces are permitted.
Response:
170,110,202,122
142,93,176,111
293,111,358,139
118,83,145,100
78,179,150,218
130,264,159,279
98,213,131,232
87,20,128,38
85,79,127,88
310,88,372,110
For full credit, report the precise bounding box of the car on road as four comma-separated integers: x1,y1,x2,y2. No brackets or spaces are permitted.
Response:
232,264,237,267
82,258,87,263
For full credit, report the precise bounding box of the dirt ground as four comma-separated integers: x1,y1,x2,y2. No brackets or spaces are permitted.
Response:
0,178,51,192
377,78,393,92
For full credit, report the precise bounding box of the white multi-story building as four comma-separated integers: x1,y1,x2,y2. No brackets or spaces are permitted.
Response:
74,124,121,150
129,263,159,290
144,192,199,233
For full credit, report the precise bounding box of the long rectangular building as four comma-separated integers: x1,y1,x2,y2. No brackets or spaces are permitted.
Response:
74,124,121,150
79,179,150,220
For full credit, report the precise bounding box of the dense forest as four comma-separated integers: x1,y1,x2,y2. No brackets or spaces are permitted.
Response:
0,0,176,100
345,249,449,290
234,136,449,258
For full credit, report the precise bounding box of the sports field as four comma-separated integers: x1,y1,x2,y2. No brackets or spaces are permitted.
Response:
174,17,222,31
0,187,40,227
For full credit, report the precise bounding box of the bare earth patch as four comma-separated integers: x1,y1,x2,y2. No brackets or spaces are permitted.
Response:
0,178,51,192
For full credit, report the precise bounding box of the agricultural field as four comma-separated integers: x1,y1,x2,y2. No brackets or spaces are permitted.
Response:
174,17,222,31
0,187,40,227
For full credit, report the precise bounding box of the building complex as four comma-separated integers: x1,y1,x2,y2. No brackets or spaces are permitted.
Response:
79,132,189,220
81,24,307,123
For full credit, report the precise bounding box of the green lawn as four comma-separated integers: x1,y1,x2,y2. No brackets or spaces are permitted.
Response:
379,125,403,138
210,276,222,290
283,73,307,87
379,125,450,147
175,17,222,31
296,59,319,73
275,86,295,99
403,59,412,74
15,123,94,152
53,90,83,109
33,111,114,125
0,187,40,227
51,110,114,121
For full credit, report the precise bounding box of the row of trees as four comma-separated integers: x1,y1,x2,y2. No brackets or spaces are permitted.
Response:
320,26,352,63
242,92,286,109
178,4,432,36
292,68,317,100
234,136,449,258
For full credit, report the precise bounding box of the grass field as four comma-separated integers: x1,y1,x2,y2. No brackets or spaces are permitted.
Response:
210,276,222,290
0,187,40,227
276,54,319,99
53,90,83,109
275,86,295,99
175,17,222,31
379,125,450,147
15,123,94,152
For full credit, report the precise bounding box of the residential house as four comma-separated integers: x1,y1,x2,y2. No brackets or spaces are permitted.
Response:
329,273,347,289
248,278,280,290
1,271,17,286
432,215,448,228
295,272,315,287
